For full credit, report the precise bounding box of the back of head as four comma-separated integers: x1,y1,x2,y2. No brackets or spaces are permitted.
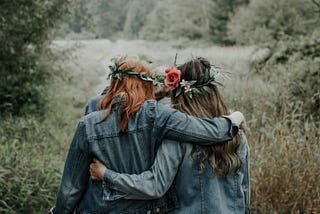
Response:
98,59,155,132
170,57,241,176
172,57,228,118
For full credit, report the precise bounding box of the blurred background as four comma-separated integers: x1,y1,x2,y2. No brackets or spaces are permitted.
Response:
0,0,319,213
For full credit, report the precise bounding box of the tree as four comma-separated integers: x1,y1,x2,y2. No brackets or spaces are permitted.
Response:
123,0,156,38
0,0,70,115
208,0,249,44
92,0,129,38
68,0,92,33
140,0,213,40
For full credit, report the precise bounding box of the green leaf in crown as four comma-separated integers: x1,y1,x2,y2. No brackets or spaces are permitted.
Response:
107,56,154,82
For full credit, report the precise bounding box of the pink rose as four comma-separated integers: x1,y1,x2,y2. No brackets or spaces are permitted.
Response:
111,54,122,62
165,66,181,90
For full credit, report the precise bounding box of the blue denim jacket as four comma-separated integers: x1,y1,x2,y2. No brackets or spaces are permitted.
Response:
53,96,238,214
104,130,250,214
84,85,108,115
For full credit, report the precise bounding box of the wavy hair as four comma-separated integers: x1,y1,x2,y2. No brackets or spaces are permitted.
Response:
98,60,155,132
171,57,242,176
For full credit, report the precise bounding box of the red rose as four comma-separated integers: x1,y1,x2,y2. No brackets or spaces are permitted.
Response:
165,66,181,90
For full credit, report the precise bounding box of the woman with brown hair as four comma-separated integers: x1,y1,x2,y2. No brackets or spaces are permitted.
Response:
90,57,250,213
51,56,244,213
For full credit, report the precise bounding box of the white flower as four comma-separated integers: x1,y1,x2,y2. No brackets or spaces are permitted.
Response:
180,79,192,93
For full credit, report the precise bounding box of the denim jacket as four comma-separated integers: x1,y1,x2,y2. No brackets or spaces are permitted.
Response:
53,96,238,214
84,85,108,115
104,130,250,214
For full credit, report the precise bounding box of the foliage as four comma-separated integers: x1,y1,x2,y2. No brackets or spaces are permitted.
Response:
140,0,213,40
224,53,320,212
249,33,320,118
0,40,97,212
92,0,129,38
0,0,69,116
0,117,65,213
52,0,319,45
227,0,319,117
66,0,92,34
60,0,241,42
137,1,171,40
208,0,249,44
123,0,156,38
227,0,319,45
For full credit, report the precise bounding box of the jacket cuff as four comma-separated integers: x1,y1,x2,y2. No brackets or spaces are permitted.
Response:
222,116,239,137
103,169,118,188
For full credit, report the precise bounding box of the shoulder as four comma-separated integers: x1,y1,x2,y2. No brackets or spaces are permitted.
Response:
83,110,107,124
85,94,105,115
87,94,104,108
82,110,108,139
158,97,171,107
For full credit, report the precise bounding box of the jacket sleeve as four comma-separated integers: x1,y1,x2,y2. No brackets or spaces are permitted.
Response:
104,139,184,200
155,103,239,145
238,131,251,213
54,120,92,214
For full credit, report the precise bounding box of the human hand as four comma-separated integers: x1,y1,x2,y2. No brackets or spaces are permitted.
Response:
229,111,245,127
89,158,107,181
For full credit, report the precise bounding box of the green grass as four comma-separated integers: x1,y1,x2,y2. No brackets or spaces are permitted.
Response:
0,39,318,213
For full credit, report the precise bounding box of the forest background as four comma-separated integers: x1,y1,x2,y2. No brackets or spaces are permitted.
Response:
0,0,319,213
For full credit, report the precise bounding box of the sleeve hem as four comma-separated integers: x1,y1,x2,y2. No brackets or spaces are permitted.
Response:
222,116,239,137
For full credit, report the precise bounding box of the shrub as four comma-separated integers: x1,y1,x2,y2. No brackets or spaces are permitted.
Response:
227,0,318,45
249,33,320,118
0,117,65,213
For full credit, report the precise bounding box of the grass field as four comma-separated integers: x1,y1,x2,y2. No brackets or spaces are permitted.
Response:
1,39,319,213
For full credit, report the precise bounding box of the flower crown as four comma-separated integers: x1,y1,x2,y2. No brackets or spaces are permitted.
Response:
165,64,224,99
107,55,153,82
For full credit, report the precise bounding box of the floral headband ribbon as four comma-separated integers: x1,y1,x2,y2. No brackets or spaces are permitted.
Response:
107,55,153,82
165,64,224,99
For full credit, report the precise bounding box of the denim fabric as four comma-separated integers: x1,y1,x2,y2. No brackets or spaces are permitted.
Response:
84,94,104,116
53,96,238,214
105,131,250,214
84,85,108,115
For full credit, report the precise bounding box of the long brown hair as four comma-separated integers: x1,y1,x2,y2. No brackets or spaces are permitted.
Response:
98,60,155,132
171,57,241,176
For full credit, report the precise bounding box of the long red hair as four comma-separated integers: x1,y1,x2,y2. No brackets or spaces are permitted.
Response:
98,60,155,132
